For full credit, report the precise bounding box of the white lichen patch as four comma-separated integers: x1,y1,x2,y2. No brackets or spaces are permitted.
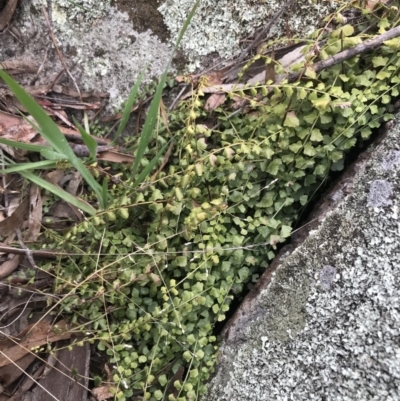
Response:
205,115,400,400
52,0,112,20
159,0,339,69
13,0,173,110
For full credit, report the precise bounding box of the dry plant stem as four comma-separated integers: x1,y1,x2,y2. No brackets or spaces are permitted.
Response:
236,0,294,63
16,229,37,268
0,243,63,258
169,85,188,111
197,1,292,77
30,49,54,86
289,24,400,81
0,293,35,329
0,0,19,31
213,25,400,129
41,5,82,100
151,140,174,180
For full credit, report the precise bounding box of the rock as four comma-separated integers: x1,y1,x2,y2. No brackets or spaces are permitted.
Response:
1,0,340,110
160,0,339,70
1,0,173,109
205,117,400,400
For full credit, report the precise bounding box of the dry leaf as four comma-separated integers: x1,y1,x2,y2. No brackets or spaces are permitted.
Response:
0,320,72,368
209,154,217,167
175,74,197,85
44,170,65,186
232,95,248,110
26,185,42,242
48,201,82,222
0,111,43,145
0,255,20,279
0,111,109,147
62,172,82,196
0,60,37,75
92,386,114,400
366,0,388,11
205,93,227,112
205,71,225,86
97,150,134,163
0,197,29,237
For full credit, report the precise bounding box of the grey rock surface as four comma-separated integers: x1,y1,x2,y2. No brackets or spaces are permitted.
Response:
205,118,400,400
2,0,173,110
160,0,338,70
1,0,339,111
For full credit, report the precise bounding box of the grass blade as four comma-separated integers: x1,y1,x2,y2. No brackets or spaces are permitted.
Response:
0,138,51,152
130,1,199,181
40,149,68,161
20,170,96,215
0,160,57,173
133,142,169,187
72,116,97,159
113,68,147,144
0,71,105,209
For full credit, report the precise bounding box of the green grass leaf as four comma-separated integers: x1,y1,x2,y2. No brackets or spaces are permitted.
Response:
133,141,169,187
72,116,98,159
0,71,105,210
20,170,96,215
0,138,50,152
0,160,57,173
130,1,199,181
113,68,147,144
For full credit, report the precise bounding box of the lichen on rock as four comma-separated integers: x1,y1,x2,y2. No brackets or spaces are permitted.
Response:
205,115,400,400
6,0,173,110
159,0,339,69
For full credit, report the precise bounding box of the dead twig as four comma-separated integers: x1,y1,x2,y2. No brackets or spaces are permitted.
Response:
289,24,400,81
235,0,295,64
16,229,37,268
151,140,174,180
0,244,66,259
196,1,294,78
211,25,400,129
41,5,82,100
169,85,189,111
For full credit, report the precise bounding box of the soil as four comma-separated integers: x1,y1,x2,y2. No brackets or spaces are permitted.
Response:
112,0,189,72
113,0,170,42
